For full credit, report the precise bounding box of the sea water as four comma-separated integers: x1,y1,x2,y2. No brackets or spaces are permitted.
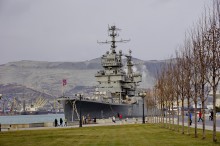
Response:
0,114,64,124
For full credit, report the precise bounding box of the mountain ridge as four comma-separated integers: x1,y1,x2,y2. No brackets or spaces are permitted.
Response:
0,58,166,101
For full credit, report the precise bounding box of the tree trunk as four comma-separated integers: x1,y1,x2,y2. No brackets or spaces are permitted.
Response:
212,82,217,142
194,100,198,138
181,99,185,134
162,103,165,127
169,103,171,129
187,97,190,135
166,101,168,128
201,84,206,139
177,100,180,132
172,102,174,130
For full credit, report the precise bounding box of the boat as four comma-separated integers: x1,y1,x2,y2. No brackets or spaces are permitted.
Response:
58,25,147,122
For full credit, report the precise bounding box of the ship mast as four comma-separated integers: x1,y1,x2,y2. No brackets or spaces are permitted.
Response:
98,25,130,53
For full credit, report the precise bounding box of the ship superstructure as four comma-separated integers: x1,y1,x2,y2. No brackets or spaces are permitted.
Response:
95,25,142,103
58,26,145,122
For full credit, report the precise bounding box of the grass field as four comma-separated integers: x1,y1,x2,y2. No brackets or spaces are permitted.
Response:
0,124,220,146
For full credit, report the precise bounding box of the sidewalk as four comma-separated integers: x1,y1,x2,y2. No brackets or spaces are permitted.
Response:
1,117,220,132
0,118,142,131
152,117,220,132
183,122,220,132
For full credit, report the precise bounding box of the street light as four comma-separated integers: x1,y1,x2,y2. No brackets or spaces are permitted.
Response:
75,93,83,127
138,92,147,124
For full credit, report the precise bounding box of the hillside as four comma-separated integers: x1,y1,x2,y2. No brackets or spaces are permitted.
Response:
0,58,166,110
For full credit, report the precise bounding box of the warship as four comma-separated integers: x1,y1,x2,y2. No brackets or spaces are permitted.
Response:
58,25,146,122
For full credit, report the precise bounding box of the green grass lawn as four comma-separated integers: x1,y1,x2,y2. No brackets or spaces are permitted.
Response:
0,124,219,146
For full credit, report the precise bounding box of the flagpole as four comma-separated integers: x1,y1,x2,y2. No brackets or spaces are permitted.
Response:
62,83,64,96
62,79,67,97
62,79,64,97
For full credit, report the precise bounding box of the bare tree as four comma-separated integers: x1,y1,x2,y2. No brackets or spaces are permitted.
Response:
192,20,209,138
177,50,187,135
204,1,220,141
155,68,167,127
190,26,208,138
191,32,202,138
173,51,182,132
182,38,194,135
145,88,156,123
167,60,176,131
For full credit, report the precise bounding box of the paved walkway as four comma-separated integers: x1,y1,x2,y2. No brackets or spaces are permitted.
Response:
1,117,220,132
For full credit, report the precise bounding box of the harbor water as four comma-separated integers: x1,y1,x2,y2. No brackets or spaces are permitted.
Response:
0,114,64,124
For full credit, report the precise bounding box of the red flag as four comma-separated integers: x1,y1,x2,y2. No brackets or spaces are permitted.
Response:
63,79,67,86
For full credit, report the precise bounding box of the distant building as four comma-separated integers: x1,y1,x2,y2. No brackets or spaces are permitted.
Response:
209,90,220,108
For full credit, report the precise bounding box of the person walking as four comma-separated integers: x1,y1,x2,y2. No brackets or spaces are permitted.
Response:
209,111,212,121
210,110,213,121
82,116,85,124
189,112,192,126
54,119,58,127
198,111,203,122
93,117,96,123
112,116,116,123
64,118,67,126
60,118,63,126
119,114,122,121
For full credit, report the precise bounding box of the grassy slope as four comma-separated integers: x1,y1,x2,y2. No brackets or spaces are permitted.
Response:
0,124,220,146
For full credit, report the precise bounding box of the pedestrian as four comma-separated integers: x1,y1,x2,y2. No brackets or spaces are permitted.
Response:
211,110,214,121
64,118,67,126
84,116,87,124
112,116,116,123
119,114,122,120
82,116,85,124
88,114,91,124
93,117,96,123
198,111,203,122
54,119,58,127
209,111,212,121
60,118,63,126
189,112,192,126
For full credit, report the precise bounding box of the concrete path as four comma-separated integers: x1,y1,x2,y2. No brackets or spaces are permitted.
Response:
1,117,220,132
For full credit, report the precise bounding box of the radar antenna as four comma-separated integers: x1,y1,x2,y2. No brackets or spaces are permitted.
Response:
97,25,130,53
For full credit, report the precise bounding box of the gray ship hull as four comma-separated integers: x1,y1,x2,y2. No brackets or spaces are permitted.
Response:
59,97,146,122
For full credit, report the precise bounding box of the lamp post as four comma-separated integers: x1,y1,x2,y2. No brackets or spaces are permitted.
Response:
138,92,146,124
75,93,83,127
